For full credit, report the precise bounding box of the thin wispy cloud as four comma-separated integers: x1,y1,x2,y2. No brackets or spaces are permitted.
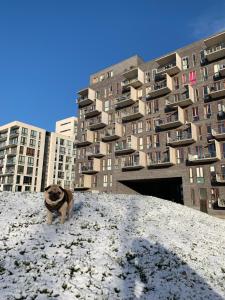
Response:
190,10,225,38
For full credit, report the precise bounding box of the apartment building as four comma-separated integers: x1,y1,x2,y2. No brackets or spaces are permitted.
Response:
75,30,225,217
55,117,78,139
0,119,77,192
45,132,76,190
0,121,46,192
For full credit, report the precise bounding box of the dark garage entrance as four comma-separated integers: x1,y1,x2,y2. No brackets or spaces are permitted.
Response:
120,177,183,204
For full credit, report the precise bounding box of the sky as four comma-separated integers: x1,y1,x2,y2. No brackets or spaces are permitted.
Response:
0,0,225,132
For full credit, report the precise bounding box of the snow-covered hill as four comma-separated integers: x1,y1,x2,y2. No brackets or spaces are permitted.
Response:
0,192,225,300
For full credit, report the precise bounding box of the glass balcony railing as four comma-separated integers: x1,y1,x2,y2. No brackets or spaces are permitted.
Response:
157,61,176,73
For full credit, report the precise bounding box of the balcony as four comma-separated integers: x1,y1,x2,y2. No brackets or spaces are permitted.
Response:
77,88,95,107
81,159,100,174
87,142,107,158
204,32,225,63
212,123,225,140
204,80,225,101
0,133,8,141
75,130,94,147
121,152,146,171
84,99,103,119
6,159,16,166
167,123,197,146
74,175,92,190
166,85,195,108
4,167,15,175
115,87,137,109
187,152,218,164
102,123,122,142
155,52,182,76
121,100,145,123
115,135,137,155
0,143,7,149
156,107,184,131
122,68,144,89
88,112,108,131
213,64,225,80
146,74,173,99
9,128,19,137
214,173,225,184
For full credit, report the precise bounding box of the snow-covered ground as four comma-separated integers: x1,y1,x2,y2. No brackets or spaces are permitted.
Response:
0,192,225,300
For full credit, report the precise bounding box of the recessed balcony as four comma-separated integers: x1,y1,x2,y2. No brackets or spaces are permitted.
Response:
214,173,225,184
121,68,144,89
88,112,108,131
77,88,95,107
81,159,100,174
213,64,225,80
146,74,173,99
121,100,145,123
166,85,195,108
156,107,184,131
84,99,103,119
115,87,137,109
168,133,195,146
155,52,182,76
0,134,8,141
115,135,138,155
102,123,122,142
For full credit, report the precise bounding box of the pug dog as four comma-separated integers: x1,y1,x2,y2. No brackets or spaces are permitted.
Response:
44,184,74,224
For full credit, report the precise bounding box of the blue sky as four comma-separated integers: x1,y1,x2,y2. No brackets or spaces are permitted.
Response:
0,0,225,131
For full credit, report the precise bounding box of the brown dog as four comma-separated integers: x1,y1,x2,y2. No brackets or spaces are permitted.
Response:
44,184,74,224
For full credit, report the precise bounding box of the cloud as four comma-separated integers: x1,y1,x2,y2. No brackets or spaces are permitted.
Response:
190,11,225,39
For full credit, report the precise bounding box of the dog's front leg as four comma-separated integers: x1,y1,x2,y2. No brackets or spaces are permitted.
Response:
47,210,53,224
59,203,67,224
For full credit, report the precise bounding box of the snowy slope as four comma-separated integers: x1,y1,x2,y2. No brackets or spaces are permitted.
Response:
0,192,225,300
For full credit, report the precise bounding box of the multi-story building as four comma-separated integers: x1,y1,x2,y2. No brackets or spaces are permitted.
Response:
75,30,225,217
0,121,46,192
45,132,76,190
55,117,78,139
0,119,77,192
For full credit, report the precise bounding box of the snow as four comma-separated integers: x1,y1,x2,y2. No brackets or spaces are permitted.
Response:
0,191,225,299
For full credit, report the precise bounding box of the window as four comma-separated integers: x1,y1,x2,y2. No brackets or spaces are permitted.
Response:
138,121,143,133
153,99,159,113
145,71,151,83
27,167,33,175
182,73,187,85
27,157,34,166
191,188,196,206
192,54,196,66
182,57,189,69
176,148,184,164
146,102,151,115
139,137,143,150
103,175,108,187
107,158,111,170
173,76,179,90
92,175,97,188
102,159,106,171
19,146,24,155
29,139,36,147
200,67,208,81
196,167,204,183
21,127,28,136
26,147,35,156
189,71,197,85
105,100,109,112
195,88,200,102
23,176,32,185
204,104,211,119
30,130,37,138
153,134,160,148
146,119,151,132
192,107,199,121
17,165,24,174
20,137,27,145
106,70,113,78
18,155,25,165
146,136,152,149
109,174,113,187
189,168,194,183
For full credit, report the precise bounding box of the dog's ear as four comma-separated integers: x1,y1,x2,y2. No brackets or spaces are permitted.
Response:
59,186,65,193
45,186,51,191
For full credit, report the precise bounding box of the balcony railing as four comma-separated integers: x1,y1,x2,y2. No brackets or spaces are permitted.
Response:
205,43,225,55
188,152,218,163
168,132,194,146
147,156,173,168
157,61,176,74
166,91,194,108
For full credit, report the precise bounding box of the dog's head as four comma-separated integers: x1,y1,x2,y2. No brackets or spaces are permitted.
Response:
44,184,64,202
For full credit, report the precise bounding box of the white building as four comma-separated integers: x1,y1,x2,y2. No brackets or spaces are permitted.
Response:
46,132,76,190
55,117,78,139
0,121,46,192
